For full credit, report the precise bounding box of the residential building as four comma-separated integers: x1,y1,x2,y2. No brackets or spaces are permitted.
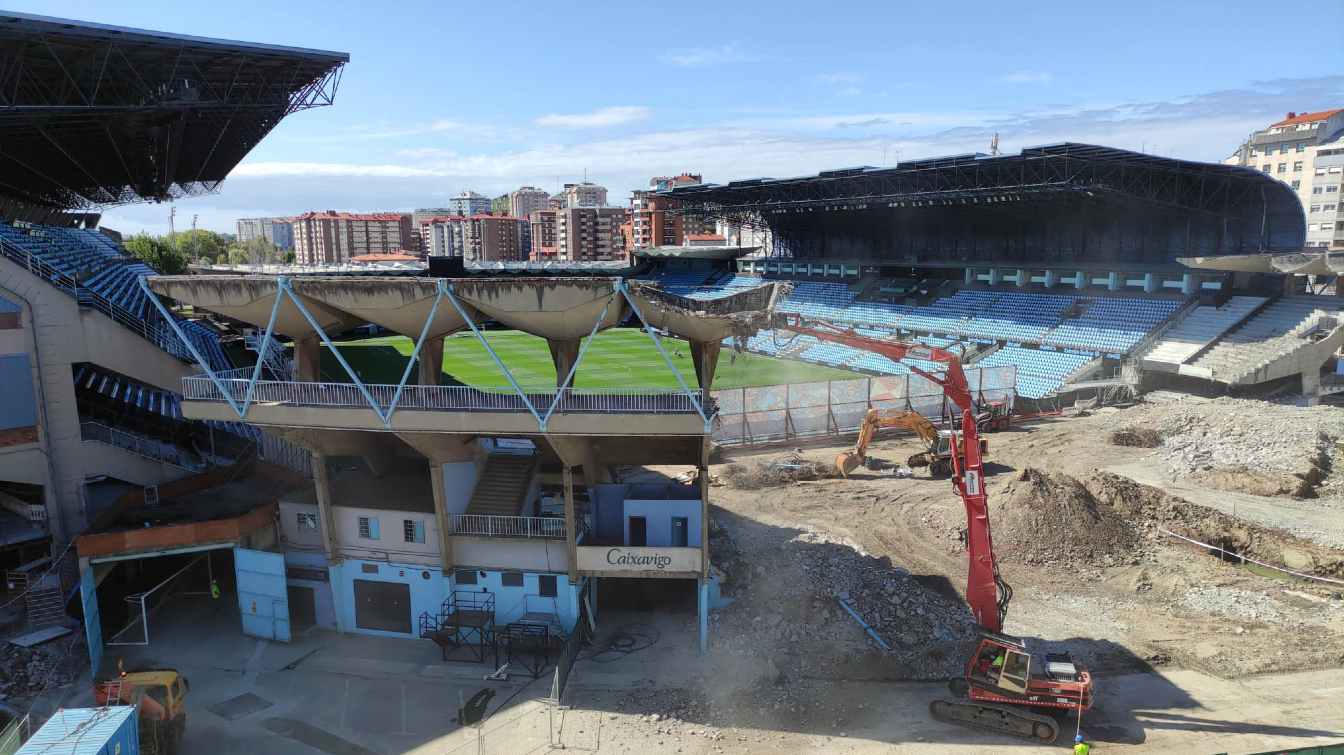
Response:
629,173,711,250
509,186,550,221
562,182,608,208
1226,109,1344,249
529,209,557,259
556,206,626,262
466,215,524,262
292,211,415,265
410,208,459,252
547,194,566,210
420,216,469,258
236,217,295,251
490,194,510,215
448,191,492,217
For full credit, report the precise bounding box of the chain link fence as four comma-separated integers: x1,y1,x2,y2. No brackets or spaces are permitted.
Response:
712,365,1016,446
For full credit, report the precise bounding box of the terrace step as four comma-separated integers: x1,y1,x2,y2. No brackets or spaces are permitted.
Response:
466,454,537,517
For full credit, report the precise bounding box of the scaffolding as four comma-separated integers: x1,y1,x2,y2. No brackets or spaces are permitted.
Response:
419,591,497,664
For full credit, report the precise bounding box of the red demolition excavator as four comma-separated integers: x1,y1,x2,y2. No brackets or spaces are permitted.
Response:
774,314,1094,743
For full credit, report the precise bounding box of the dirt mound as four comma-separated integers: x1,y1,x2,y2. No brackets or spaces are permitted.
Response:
1084,472,1344,578
1193,466,1310,498
993,468,1140,566
1109,427,1161,448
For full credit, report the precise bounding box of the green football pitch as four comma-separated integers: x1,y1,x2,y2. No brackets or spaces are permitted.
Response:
324,328,857,390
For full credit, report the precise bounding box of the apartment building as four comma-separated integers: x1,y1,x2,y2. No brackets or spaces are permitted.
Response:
448,191,492,217
529,209,557,259
236,217,295,251
420,216,469,258
1226,108,1344,249
466,215,524,262
628,174,712,250
556,207,626,262
509,186,550,221
562,182,608,208
292,211,414,265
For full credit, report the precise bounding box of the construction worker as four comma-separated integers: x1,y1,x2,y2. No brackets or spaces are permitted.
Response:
1074,734,1090,754
210,579,221,600
991,650,1005,670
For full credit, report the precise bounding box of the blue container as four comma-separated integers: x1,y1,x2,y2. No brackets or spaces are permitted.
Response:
17,706,138,755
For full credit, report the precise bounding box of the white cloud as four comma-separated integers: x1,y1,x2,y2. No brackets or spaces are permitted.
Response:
231,162,448,178
814,72,862,85
659,42,754,67
534,106,652,128
1001,70,1053,84
837,86,863,97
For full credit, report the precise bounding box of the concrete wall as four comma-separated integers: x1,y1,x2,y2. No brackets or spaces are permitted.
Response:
327,558,448,638
440,461,476,516
332,505,441,567
449,568,579,631
622,499,703,547
278,500,324,551
451,537,570,573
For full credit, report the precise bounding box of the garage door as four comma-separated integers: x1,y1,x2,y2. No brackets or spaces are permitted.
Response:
235,548,291,642
353,580,412,633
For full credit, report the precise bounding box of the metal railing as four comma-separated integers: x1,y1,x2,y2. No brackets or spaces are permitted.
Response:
80,421,200,471
449,514,565,539
182,376,706,415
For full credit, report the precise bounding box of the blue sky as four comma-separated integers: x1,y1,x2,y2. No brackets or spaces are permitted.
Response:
12,0,1344,234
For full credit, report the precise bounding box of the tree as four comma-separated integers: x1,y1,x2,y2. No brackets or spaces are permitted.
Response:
124,234,189,274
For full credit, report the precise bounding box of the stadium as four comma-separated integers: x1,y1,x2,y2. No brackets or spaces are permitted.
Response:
3,9,1344,755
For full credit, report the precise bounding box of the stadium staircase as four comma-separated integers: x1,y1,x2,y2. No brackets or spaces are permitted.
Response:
466,454,538,516
1140,296,1270,371
25,576,66,630
1185,297,1344,385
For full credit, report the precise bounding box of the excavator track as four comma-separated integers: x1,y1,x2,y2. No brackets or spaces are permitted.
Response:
928,698,1060,743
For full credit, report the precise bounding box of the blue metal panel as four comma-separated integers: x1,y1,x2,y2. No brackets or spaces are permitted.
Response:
16,705,138,754
80,566,102,677
235,547,291,642
0,355,36,430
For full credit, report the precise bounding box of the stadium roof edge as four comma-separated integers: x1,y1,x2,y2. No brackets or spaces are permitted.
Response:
0,11,350,61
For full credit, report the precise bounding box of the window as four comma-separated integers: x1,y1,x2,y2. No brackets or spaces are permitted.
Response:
297,512,318,531
454,569,477,585
1294,161,1304,172
1292,180,1302,190
1277,163,1287,173
1318,168,1328,176
501,571,524,587
1314,187,1325,194
1311,205,1322,213
1326,204,1338,212
1329,186,1339,193
403,519,425,544
1297,143,1307,153
1332,167,1344,174
538,574,558,598
357,516,380,540
1262,164,1272,172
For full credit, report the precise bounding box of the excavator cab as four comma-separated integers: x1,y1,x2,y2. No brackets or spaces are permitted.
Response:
969,637,1032,696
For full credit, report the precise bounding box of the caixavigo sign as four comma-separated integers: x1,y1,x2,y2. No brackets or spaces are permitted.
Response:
576,546,701,574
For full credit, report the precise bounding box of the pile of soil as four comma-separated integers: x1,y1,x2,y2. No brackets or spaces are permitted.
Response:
1109,427,1161,448
720,457,837,488
992,468,1140,566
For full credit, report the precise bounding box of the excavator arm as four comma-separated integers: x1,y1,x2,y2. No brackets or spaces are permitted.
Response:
773,314,1010,631
837,409,941,477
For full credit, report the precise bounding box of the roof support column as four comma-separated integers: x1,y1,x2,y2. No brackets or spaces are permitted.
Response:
547,339,581,387
563,466,578,584
311,453,339,562
689,340,720,393
417,337,444,385
293,336,322,382
396,433,477,574
428,463,454,572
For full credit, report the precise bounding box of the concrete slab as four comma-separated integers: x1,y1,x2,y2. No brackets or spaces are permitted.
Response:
289,278,478,340
8,624,72,647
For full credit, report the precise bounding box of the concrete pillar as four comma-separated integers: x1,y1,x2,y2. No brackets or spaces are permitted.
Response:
563,466,578,584
1303,369,1321,406
548,339,581,386
698,465,710,579
1016,269,1028,288
429,463,454,571
1144,273,1157,294
1335,275,1344,297
294,336,322,381
689,340,721,393
1108,272,1121,292
697,579,709,656
1075,272,1086,290
1182,274,1196,296
311,453,339,561
1044,270,1058,289
1282,275,1298,297
988,268,1001,286
417,337,444,385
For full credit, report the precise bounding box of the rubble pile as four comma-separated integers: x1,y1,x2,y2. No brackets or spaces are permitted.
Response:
0,635,85,706
993,468,1141,566
710,515,976,680
719,456,838,488
1102,396,1343,498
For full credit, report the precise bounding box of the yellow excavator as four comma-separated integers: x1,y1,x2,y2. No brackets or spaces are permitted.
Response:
836,408,986,478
